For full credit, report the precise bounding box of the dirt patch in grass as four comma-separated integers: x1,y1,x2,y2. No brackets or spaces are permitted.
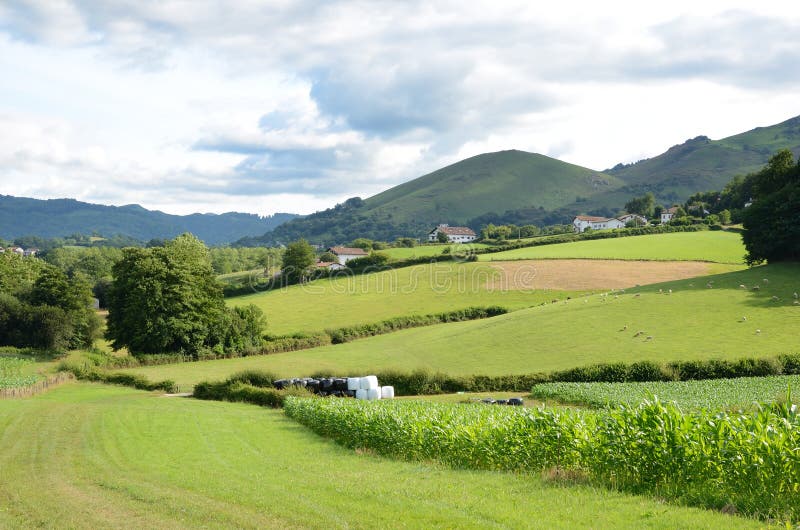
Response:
488,259,716,291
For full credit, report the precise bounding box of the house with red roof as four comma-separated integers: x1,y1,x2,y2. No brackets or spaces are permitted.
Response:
427,224,477,243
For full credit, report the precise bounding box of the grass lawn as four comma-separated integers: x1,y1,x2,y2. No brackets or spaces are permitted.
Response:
381,242,490,260
479,231,746,264
228,261,587,335
0,383,765,529
128,263,800,389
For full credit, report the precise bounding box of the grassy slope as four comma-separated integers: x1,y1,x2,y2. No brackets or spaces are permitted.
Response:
362,150,624,225
229,261,581,335
229,232,743,335
0,383,757,530
479,231,747,264
132,263,799,388
606,115,800,199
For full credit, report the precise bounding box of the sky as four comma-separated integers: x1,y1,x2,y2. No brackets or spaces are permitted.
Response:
1,1,799,216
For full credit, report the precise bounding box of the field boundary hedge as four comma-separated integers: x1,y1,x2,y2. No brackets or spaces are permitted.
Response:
100,306,509,367
0,372,74,399
62,363,177,393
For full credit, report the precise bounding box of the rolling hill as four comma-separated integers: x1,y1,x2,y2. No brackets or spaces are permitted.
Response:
0,195,298,245
605,114,800,204
241,150,624,245
242,115,800,246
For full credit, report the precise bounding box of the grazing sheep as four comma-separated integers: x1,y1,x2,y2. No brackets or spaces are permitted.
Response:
794,300,800,305
633,330,645,338
739,284,747,289
634,293,641,298
645,336,653,341
756,329,761,334
741,316,747,322
763,278,769,284
752,285,760,291
668,289,672,295
772,295,780,302
658,288,663,294
706,283,713,289
794,292,798,299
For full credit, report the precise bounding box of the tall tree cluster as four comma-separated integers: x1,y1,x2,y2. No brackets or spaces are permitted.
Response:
742,149,800,264
106,234,265,357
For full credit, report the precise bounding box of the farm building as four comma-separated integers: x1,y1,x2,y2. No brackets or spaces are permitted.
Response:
661,206,680,224
428,224,477,243
328,247,369,265
316,261,346,271
572,214,647,233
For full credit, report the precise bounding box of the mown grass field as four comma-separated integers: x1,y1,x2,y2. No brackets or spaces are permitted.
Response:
531,375,800,410
228,261,587,335
381,243,489,260
479,231,747,264
0,383,760,530
129,263,800,389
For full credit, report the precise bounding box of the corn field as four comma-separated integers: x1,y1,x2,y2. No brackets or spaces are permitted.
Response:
531,375,800,410
0,358,39,389
285,396,800,522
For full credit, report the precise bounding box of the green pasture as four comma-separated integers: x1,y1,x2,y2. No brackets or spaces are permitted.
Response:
479,231,746,264
0,384,758,529
128,263,800,389
381,242,490,260
531,375,800,410
229,261,581,335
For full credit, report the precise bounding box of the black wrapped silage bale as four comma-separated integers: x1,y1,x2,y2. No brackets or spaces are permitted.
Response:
508,397,524,406
332,378,348,391
273,379,288,390
496,399,508,405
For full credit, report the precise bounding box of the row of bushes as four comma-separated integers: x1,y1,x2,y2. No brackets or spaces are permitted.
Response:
371,354,800,395
194,370,312,408
111,306,509,366
62,362,177,392
326,306,508,344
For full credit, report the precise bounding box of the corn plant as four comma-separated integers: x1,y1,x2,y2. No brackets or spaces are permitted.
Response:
285,396,799,522
0,358,39,389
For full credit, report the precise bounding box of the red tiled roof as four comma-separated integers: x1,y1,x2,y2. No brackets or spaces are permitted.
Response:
665,207,679,214
329,246,368,256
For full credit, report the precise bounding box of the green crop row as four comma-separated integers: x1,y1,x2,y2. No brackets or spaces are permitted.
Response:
531,375,800,410
284,397,799,523
0,357,39,389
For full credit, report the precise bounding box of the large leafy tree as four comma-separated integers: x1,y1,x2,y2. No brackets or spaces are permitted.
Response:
624,192,656,218
106,233,263,356
281,239,316,283
742,149,800,264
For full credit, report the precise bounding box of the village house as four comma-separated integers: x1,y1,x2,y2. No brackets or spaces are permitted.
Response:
328,246,369,265
572,214,647,233
428,224,477,243
316,261,346,271
661,206,679,224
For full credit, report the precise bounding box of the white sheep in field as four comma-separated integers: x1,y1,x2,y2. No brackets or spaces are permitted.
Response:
763,278,769,284
668,289,672,295
752,285,761,291
739,284,747,289
794,300,800,306
772,295,780,302
741,316,747,322
794,292,798,299
756,329,761,335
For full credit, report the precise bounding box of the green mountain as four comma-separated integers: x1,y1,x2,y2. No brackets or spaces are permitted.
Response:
0,195,297,245
240,150,624,245
605,115,800,204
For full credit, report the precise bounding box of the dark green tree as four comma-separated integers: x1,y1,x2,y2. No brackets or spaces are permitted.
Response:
437,231,450,243
624,192,656,218
742,150,800,264
281,239,316,283
106,233,263,357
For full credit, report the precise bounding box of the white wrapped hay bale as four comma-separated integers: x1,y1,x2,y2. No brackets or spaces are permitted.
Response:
359,375,379,390
355,389,368,400
367,387,381,400
380,386,395,399
347,377,361,391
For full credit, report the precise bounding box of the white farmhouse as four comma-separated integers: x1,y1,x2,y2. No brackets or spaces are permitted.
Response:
572,214,647,233
328,246,369,265
428,224,477,243
661,206,679,224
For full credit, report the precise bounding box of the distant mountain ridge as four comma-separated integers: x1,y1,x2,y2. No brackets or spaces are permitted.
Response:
240,114,800,246
0,195,298,245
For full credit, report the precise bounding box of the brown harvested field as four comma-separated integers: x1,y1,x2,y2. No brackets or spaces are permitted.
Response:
487,259,736,291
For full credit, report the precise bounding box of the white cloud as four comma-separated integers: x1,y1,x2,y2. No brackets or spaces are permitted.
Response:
0,1,799,216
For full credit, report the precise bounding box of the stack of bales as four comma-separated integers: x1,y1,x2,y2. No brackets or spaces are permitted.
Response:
273,375,393,400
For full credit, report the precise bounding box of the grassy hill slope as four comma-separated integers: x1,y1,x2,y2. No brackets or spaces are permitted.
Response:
606,115,800,204
480,231,747,264
133,263,798,387
0,384,756,529
0,195,297,245
243,150,623,245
